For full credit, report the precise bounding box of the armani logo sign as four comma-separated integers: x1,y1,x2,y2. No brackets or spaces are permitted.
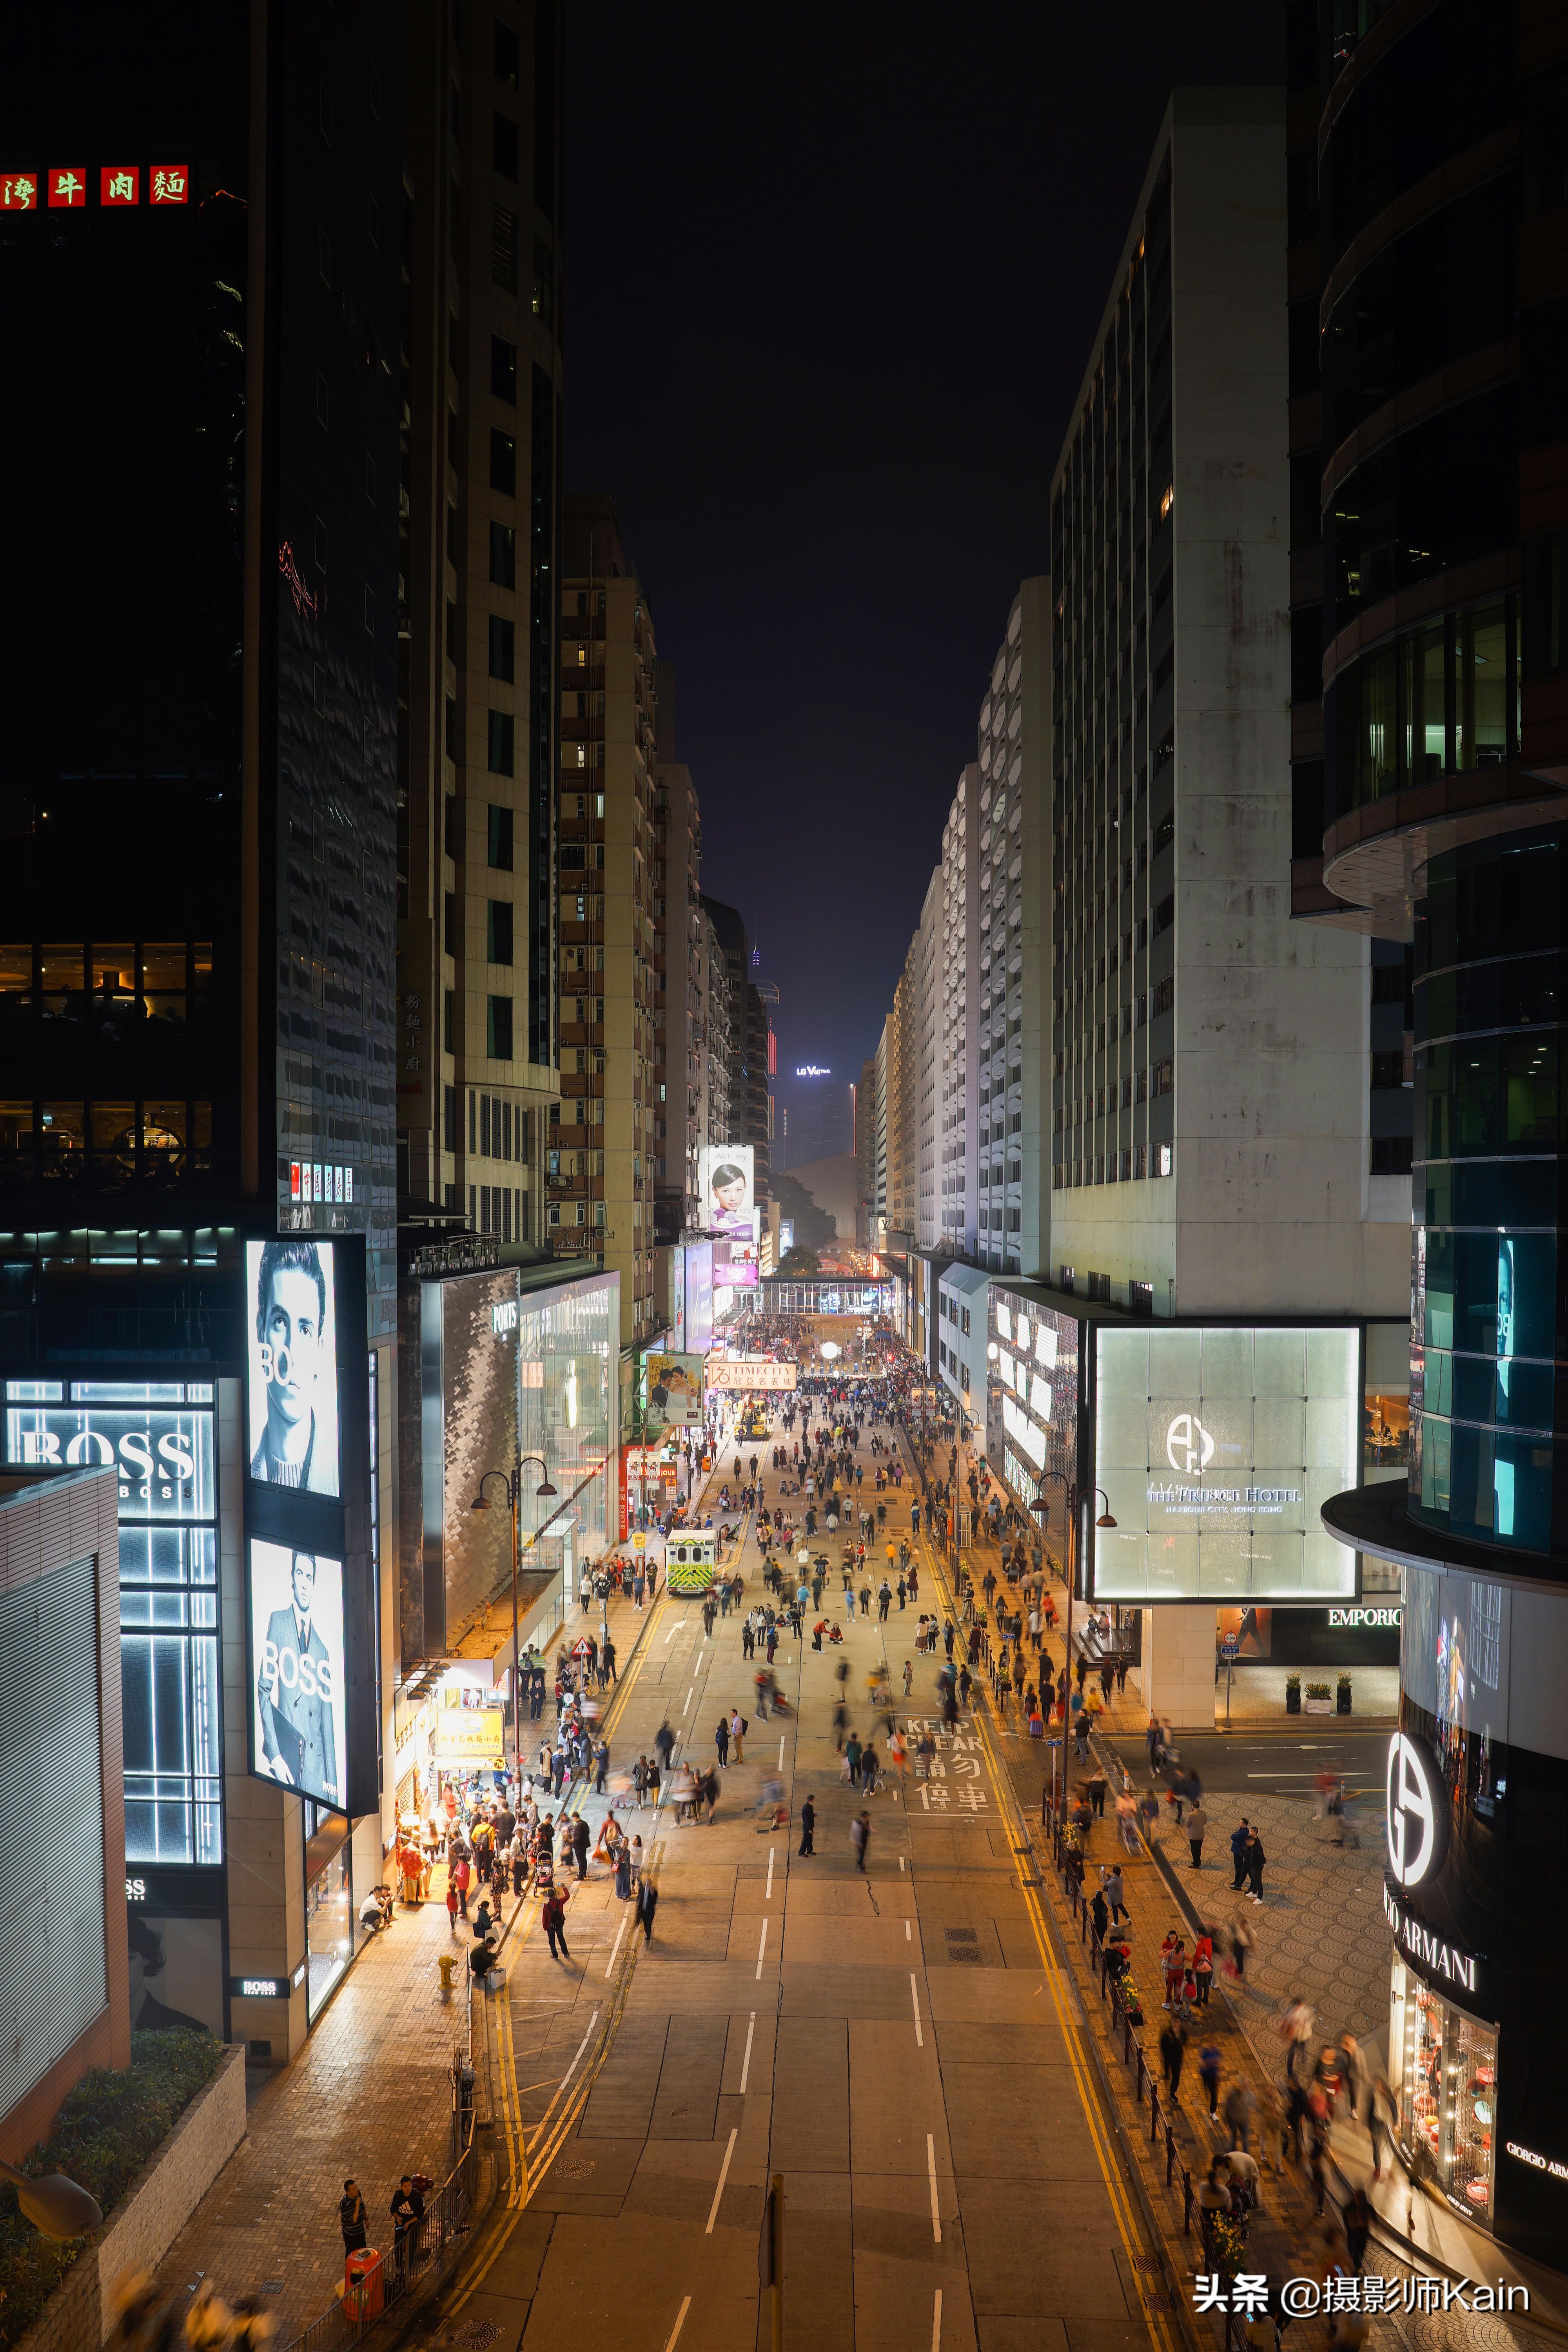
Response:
1386,1731,1446,1889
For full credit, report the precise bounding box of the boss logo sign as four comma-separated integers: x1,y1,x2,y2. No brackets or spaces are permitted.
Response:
1386,1731,1448,1889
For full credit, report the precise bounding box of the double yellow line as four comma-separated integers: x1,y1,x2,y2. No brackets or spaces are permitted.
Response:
914,1479,1177,2352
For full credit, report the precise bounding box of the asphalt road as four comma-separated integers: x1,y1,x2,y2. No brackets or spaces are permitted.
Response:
1102,1725,1388,1798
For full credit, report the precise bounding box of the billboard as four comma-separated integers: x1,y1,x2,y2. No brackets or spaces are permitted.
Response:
683,1243,714,1353
245,1238,341,1497
699,1145,755,1236
248,1538,348,1809
704,1356,798,1391
5,1396,214,1519
644,1352,704,1439
1092,1325,1359,1602
716,1236,759,1291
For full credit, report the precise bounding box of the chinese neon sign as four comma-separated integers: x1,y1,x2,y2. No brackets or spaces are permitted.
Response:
1,165,189,212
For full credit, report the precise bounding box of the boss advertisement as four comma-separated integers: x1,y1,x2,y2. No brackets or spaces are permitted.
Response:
249,1539,348,1809
243,1234,377,1819
245,1237,341,1498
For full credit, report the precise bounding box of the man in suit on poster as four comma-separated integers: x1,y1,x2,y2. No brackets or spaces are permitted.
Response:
258,1550,339,1802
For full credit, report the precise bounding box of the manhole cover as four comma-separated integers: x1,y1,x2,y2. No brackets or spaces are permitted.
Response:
260,2281,284,2295
948,1948,982,1964
455,2323,502,2351
554,2155,597,2180
944,1927,978,1943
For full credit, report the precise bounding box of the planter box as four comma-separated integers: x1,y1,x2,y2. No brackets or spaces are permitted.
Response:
1285,1688,1301,1714
14,2044,247,2352
1303,1697,1334,1714
1337,1688,1353,1714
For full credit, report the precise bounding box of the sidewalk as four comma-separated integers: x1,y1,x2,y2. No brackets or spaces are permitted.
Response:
149,1887,470,2343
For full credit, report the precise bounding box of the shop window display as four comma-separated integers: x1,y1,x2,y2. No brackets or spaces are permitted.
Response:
1390,1956,1496,2225
305,1823,357,2022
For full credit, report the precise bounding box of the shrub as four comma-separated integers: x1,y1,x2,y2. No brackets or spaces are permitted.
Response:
0,2030,226,2352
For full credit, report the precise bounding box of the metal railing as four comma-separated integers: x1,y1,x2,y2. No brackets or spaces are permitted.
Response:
1041,1790,1260,2272
278,2004,479,2352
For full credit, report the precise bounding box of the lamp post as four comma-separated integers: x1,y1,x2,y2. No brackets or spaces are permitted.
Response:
470,1457,557,1793
1030,1472,1115,1690
0,2158,101,2239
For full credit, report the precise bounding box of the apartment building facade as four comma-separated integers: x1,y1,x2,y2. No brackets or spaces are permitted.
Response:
399,0,563,1239
1046,89,1404,1324
938,764,982,1256
653,695,703,1242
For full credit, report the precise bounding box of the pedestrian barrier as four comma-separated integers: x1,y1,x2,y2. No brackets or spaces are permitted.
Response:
277,1992,481,2352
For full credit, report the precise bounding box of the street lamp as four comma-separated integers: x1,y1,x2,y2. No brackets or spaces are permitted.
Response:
471,1458,557,1792
1030,1473,1115,1686
0,2158,102,2239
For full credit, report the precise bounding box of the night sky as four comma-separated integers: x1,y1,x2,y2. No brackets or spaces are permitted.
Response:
564,6,1283,1166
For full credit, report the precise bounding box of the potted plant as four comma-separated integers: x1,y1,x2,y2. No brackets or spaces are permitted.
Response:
1305,1680,1334,1714
1285,1672,1301,1715
1337,1672,1353,1716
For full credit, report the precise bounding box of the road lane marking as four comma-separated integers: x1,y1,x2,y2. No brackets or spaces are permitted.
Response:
766,1846,775,1900
926,2133,941,2242
681,1686,692,1715
910,1972,923,2047
706,2126,739,2233
778,1733,786,1768
557,2006,599,2098
756,1916,768,1978
664,2295,691,2350
740,2009,756,2093
605,1917,627,1977
932,2287,943,2348
905,1919,912,1940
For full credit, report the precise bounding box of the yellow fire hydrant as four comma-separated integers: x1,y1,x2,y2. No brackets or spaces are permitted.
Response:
438,1953,457,1996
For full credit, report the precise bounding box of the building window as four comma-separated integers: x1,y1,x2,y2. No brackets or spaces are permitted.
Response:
495,19,519,85
490,334,516,403
489,521,515,588
443,989,455,1053
488,995,514,1059
488,711,514,775
492,204,518,292
489,427,516,497
1154,1143,1172,1176
488,614,515,682
487,900,514,965
443,891,457,956
444,1085,457,1152
493,111,519,181
488,804,514,869
445,698,458,761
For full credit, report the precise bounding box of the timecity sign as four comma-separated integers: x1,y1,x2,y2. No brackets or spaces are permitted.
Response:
1383,1884,1483,2000
2,166,190,209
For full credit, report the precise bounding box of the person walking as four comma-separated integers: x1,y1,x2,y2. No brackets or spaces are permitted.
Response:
1369,2074,1398,2181
1230,1816,1251,1890
339,2178,368,2257
543,1881,572,1959
1223,2079,1256,2154
1159,2016,1186,2105
569,1814,589,1880
1198,2042,1222,2120
798,1793,816,1857
715,1715,731,1769
1103,1865,1129,1926
636,1873,659,1944
730,1708,745,1763
1186,1801,1208,1869
850,1810,871,1873
451,1848,471,1919
594,1737,609,1795
1245,1827,1267,1902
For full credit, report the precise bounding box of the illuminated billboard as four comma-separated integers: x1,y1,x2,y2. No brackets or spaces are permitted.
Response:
1092,1325,1359,1601
245,1238,340,1497
248,1538,348,1810
699,1145,754,1237
704,1356,798,1391
644,1352,704,1439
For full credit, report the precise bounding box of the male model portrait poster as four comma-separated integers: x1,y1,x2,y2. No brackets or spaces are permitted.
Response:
250,1538,348,1809
245,1237,341,1497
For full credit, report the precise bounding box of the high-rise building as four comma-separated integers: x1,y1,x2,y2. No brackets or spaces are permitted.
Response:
0,5,417,2060
551,495,659,1345
398,0,564,1247
939,764,982,1254
652,671,703,1241
916,869,942,1252
886,941,919,1245
1290,2,1568,2269
1047,89,1404,1323
974,577,1052,1279
697,905,733,1166
701,894,769,1201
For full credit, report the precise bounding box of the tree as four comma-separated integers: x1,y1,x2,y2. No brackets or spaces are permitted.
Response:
778,1245,821,1277
771,1169,836,1252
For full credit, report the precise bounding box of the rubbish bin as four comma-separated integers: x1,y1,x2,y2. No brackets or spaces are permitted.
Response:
344,2250,384,2321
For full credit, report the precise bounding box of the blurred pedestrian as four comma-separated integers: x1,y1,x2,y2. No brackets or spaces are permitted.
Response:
850,1811,871,1873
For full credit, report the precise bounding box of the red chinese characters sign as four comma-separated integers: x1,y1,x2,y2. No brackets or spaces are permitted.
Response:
2,166,189,212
